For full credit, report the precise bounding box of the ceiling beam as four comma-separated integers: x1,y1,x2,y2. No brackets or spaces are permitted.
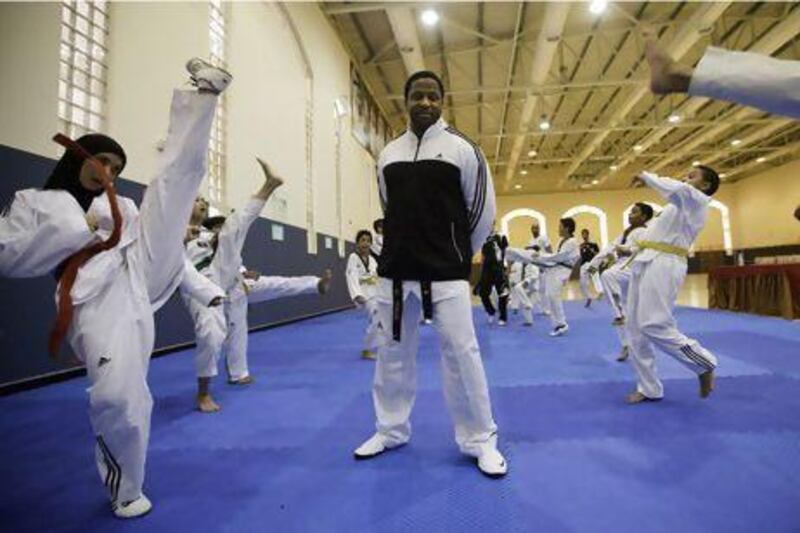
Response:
475,117,780,140
491,3,526,173
381,77,645,100
559,2,732,186
501,3,571,188
724,140,800,179
324,2,417,16
385,7,425,74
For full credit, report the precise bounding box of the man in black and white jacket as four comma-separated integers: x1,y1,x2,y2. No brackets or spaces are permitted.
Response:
353,71,507,478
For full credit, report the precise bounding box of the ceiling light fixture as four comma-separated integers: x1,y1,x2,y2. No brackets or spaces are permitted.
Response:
756,156,767,163
719,173,728,178
591,179,599,185
521,170,529,176
692,161,701,167
668,114,681,124
539,116,551,131
633,145,643,152
589,0,608,15
514,184,522,190
421,9,439,26
527,149,537,157
609,165,618,171
730,139,742,147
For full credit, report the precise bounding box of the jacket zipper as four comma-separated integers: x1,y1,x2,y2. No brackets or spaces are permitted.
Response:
451,223,464,263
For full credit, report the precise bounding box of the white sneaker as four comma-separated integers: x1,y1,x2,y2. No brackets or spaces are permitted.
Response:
113,494,152,519
498,320,507,327
353,433,403,460
487,316,495,325
549,324,569,337
477,446,508,478
186,57,232,95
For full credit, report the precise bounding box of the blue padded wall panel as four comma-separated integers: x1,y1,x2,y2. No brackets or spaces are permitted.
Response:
0,144,352,386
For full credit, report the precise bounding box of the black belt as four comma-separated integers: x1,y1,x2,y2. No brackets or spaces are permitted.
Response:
194,257,212,272
392,279,433,341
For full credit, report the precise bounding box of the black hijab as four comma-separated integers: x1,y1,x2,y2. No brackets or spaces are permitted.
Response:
44,133,127,211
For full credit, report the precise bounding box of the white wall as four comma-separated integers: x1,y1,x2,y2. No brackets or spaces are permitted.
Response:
0,3,61,157
0,2,381,248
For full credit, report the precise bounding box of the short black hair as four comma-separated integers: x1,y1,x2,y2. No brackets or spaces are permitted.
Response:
356,229,372,243
635,202,655,221
697,165,720,196
581,228,589,234
373,218,384,232
560,217,576,235
404,71,445,101
202,215,226,230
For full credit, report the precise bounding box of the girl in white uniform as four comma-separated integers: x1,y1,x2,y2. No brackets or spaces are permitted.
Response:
0,58,231,518
507,217,580,336
625,168,720,404
185,159,330,412
346,229,380,359
585,203,653,361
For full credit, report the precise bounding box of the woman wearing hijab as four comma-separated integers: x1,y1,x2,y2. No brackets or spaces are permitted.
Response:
0,58,231,518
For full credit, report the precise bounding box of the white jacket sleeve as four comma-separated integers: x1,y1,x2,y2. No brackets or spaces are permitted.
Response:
540,239,580,265
640,172,708,212
506,247,539,265
689,47,800,120
345,253,363,301
0,190,95,278
245,275,320,305
180,257,224,306
461,143,496,254
589,236,621,269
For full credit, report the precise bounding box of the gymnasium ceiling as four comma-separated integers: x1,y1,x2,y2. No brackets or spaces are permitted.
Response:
323,1,800,195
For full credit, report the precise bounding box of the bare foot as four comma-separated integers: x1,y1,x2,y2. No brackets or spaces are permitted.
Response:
317,268,333,294
644,36,692,94
699,370,715,398
229,375,255,386
625,391,661,404
256,157,284,190
197,393,221,413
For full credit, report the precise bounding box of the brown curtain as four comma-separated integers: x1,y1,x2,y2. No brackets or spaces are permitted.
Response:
709,269,796,319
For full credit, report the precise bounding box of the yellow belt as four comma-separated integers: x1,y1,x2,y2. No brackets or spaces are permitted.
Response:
636,240,689,258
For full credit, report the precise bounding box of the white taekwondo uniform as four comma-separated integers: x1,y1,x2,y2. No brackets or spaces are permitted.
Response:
689,46,800,119
588,225,647,350
626,172,718,399
508,237,580,329
184,197,319,381
0,90,218,506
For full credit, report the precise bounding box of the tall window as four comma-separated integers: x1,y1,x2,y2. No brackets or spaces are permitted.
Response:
58,0,108,141
207,0,227,207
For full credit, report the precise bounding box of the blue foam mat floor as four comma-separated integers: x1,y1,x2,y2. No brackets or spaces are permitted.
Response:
1,302,799,532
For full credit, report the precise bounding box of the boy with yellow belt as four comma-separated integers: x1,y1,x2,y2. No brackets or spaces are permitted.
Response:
625,168,720,403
